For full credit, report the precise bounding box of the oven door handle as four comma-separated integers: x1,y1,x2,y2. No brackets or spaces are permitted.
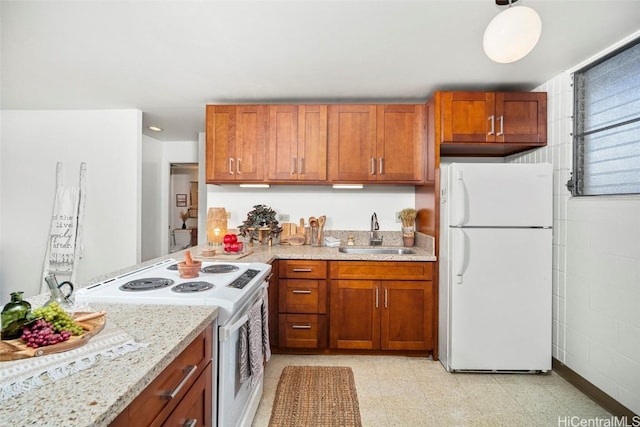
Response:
219,314,248,342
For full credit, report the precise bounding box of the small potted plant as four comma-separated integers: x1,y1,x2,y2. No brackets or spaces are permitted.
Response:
399,208,417,247
238,204,282,245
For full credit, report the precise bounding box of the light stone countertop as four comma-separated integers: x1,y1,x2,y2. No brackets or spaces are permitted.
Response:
0,304,217,427
193,231,436,264
0,231,434,426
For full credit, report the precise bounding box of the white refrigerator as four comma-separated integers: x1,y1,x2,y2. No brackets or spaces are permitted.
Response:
438,162,553,372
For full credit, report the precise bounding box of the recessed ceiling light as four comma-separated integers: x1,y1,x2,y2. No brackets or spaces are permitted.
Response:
148,125,163,132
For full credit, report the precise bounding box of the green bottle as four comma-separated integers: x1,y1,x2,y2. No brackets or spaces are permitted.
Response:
1,291,32,340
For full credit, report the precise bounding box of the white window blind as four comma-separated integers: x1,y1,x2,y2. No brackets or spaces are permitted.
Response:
571,39,640,196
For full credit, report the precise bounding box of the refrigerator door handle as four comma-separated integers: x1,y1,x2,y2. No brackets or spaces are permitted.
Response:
454,170,466,226
454,228,467,284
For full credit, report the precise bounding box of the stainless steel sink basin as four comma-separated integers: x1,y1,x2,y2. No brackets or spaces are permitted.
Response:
338,247,416,255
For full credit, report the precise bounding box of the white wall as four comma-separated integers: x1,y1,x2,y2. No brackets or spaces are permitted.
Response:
0,110,142,303
141,134,163,261
206,184,415,235
509,30,640,414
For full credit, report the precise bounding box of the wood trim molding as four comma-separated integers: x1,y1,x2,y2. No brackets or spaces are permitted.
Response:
553,358,638,419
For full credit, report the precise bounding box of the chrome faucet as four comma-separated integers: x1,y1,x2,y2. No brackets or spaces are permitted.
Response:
369,212,383,246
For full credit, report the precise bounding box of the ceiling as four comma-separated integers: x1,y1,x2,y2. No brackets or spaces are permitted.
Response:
2,0,640,142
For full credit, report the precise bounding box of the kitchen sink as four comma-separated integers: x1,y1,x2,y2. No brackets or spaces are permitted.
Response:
338,247,416,255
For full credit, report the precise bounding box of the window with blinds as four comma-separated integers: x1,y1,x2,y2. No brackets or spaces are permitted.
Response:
570,38,640,196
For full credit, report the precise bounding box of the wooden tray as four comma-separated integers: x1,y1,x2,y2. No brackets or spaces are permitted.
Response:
0,312,106,361
195,248,254,261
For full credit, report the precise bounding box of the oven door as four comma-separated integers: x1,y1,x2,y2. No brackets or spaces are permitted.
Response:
217,281,267,427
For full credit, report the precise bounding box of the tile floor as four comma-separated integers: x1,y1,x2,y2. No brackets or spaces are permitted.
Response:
252,354,612,426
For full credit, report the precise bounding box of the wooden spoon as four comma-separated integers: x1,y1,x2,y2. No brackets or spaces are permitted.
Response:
318,215,326,244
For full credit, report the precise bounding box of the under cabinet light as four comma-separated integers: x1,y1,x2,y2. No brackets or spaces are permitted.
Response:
239,184,270,188
332,184,364,189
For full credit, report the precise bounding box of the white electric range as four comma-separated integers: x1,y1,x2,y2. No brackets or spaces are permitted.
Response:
75,257,273,427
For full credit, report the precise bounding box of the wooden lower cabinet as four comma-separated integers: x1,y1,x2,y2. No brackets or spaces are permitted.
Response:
276,260,328,350
271,260,435,355
329,261,434,352
163,362,212,427
110,324,214,427
330,280,433,351
279,313,328,348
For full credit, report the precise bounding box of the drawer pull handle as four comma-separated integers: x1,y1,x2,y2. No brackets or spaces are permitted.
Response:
292,324,312,329
162,365,197,400
184,420,197,427
292,268,313,272
292,289,312,294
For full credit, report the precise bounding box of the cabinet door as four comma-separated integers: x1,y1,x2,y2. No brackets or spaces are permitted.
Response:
206,105,236,182
268,105,328,182
206,105,267,182
329,280,379,349
495,92,547,144
297,105,328,181
376,105,425,182
268,105,298,181
235,105,267,181
440,91,495,143
381,281,433,351
328,105,377,182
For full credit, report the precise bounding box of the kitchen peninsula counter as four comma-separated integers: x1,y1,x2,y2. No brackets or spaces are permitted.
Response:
0,303,217,427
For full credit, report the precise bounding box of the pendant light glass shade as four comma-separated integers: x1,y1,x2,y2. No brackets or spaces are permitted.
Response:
483,5,542,63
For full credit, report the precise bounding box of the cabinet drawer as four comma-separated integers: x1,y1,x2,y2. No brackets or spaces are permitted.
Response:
279,279,327,314
330,261,433,280
128,324,213,427
278,314,327,348
163,362,213,427
279,260,327,279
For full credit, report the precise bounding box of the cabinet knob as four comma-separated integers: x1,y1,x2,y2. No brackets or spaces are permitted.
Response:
228,158,234,175
291,324,312,329
488,115,495,136
292,289,312,294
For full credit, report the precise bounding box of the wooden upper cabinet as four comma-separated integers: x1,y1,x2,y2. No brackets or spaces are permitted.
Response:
206,105,267,183
328,105,377,182
441,91,495,143
268,105,327,182
376,105,424,182
496,92,547,144
328,104,425,183
437,91,547,156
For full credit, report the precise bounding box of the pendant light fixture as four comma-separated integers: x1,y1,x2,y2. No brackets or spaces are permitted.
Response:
483,0,542,63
